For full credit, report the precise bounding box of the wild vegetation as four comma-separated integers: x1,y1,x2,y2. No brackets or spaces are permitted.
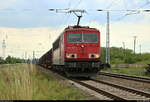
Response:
0,64,88,100
101,47,150,64
1,47,150,65
101,67,150,78
0,56,23,64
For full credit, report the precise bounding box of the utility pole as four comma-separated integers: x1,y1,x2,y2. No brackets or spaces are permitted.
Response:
33,51,35,64
106,11,110,64
49,34,51,48
25,51,27,59
2,39,6,59
122,42,125,56
133,36,137,54
139,44,141,55
33,51,35,59
122,42,125,49
25,51,27,63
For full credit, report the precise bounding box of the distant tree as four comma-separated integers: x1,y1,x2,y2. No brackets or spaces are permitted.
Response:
0,57,5,64
100,47,150,64
5,56,13,64
4,56,22,64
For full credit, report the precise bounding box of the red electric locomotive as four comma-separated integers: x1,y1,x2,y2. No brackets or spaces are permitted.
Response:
48,25,101,77
38,10,103,77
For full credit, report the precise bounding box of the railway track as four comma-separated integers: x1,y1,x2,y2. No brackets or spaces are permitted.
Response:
71,78,150,100
71,79,126,100
99,72,150,83
91,79,150,99
38,65,150,100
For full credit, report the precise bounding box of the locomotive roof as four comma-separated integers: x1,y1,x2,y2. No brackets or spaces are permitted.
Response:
52,25,99,46
64,25,99,31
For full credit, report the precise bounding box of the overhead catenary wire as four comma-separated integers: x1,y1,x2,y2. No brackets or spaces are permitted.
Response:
96,7,150,64
72,0,82,9
139,0,150,8
116,0,150,20
49,9,87,26
59,0,75,27
105,0,124,9
105,0,116,9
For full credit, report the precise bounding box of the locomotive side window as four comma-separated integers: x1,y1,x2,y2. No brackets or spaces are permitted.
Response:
67,33,82,43
83,33,98,43
67,33,98,43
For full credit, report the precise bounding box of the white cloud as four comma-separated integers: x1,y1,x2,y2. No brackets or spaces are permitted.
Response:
95,0,126,9
83,20,150,53
0,17,150,59
95,0,106,4
0,0,18,9
0,26,64,59
133,0,142,5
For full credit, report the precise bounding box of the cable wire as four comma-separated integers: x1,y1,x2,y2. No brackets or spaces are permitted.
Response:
73,0,82,9
116,0,150,20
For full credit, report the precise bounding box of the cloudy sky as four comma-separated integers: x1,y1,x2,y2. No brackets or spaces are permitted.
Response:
0,0,150,59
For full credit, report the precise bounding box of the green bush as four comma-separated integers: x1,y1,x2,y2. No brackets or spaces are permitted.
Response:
0,58,5,64
0,56,22,65
101,47,150,64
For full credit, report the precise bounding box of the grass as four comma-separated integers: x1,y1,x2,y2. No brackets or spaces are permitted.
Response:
101,67,150,78
0,64,89,100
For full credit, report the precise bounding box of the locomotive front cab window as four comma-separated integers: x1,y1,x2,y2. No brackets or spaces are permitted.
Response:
83,33,98,43
67,33,98,43
67,33,82,43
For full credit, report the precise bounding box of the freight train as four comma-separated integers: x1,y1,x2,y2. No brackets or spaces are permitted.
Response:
38,25,103,77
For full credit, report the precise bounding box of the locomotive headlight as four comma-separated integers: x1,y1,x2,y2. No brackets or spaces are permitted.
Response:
66,54,71,58
89,54,100,58
95,54,100,58
66,53,77,58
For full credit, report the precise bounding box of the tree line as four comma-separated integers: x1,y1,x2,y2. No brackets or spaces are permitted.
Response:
101,47,150,64
0,47,150,64
0,56,23,64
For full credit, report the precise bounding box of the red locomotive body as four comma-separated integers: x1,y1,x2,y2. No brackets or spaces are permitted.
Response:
39,26,102,77
64,27,100,62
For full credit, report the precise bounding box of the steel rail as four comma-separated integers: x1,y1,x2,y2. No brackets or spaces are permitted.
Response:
71,79,127,100
91,79,150,98
39,65,126,100
99,72,150,83
39,66,150,100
